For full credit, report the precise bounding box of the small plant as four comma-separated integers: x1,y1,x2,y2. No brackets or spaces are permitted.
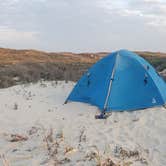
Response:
44,128,63,165
79,127,86,143
3,133,28,142
101,158,118,166
13,103,18,110
28,126,39,135
64,146,75,155
0,154,10,166
85,145,117,166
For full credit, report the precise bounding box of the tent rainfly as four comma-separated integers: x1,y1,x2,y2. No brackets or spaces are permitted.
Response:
66,50,166,112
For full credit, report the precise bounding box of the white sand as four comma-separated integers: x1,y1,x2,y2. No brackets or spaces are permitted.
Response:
0,81,166,166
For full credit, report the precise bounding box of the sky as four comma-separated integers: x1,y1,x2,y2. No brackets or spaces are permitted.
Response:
0,0,166,52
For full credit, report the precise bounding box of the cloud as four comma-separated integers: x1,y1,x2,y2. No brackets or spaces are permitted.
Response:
0,26,39,49
98,0,166,30
130,0,166,29
0,0,165,52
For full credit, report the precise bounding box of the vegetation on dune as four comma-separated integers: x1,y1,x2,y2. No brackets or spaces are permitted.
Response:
0,62,91,88
146,57,166,71
0,48,166,88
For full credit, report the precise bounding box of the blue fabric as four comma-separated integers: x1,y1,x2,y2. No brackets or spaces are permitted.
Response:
67,50,166,111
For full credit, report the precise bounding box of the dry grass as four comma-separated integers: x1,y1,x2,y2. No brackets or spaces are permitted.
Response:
85,145,118,166
0,62,91,88
1,133,28,143
0,48,166,88
43,128,65,165
114,146,148,165
0,48,165,65
0,48,103,65
0,154,10,166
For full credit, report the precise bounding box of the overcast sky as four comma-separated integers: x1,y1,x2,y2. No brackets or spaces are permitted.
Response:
0,0,166,52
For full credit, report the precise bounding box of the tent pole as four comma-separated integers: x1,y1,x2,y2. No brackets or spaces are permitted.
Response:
103,53,119,112
95,54,119,119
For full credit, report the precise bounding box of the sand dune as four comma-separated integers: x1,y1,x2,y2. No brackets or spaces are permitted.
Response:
0,48,166,65
0,81,166,165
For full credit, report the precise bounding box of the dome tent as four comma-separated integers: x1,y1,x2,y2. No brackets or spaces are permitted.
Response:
66,50,166,112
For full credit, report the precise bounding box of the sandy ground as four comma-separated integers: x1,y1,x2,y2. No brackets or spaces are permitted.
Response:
0,81,166,166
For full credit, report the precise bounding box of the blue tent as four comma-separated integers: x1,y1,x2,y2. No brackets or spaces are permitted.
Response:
66,50,166,112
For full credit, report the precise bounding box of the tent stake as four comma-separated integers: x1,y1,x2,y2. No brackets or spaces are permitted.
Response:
95,110,112,119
